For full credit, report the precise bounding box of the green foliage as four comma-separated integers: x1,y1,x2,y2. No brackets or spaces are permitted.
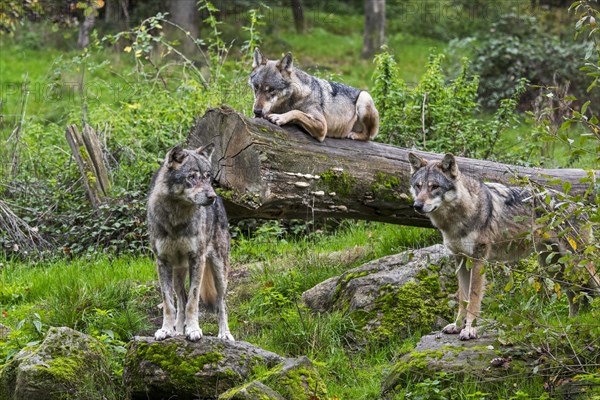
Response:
468,12,596,110
372,49,524,158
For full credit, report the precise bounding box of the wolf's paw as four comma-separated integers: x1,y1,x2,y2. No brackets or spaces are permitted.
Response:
154,328,176,341
186,328,203,342
459,326,478,340
441,323,461,334
348,131,368,141
266,113,288,126
218,331,235,341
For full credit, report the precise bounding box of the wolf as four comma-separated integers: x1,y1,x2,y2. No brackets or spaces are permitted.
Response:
249,48,379,142
408,152,599,340
147,144,234,342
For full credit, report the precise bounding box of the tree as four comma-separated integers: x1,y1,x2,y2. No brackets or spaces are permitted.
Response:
168,0,199,56
362,0,385,59
290,0,305,34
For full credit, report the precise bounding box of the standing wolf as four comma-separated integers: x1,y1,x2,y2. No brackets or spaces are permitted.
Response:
249,48,379,142
408,153,599,340
147,144,234,342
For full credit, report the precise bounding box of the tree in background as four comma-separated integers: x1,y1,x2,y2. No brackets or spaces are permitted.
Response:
168,0,199,56
362,0,385,59
290,0,305,34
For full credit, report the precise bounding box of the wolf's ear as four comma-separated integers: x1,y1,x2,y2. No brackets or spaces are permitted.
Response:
167,145,188,168
252,48,267,69
440,153,459,179
408,153,427,174
277,52,293,74
195,143,215,162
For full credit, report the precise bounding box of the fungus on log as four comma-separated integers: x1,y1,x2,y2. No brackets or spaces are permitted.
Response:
187,107,597,228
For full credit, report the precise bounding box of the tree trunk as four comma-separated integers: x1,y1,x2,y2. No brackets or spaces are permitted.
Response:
290,0,305,34
77,9,96,49
361,0,385,59
168,0,199,57
187,107,597,227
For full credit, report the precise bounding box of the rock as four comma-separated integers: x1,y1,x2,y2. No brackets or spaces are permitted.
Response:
218,381,285,400
0,326,114,400
220,356,327,400
302,244,455,338
381,331,536,398
124,336,284,400
261,356,327,400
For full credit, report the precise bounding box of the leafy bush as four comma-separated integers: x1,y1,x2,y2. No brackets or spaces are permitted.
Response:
371,49,524,159
467,13,595,110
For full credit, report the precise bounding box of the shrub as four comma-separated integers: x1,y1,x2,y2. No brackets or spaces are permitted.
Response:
371,49,524,159
468,13,595,110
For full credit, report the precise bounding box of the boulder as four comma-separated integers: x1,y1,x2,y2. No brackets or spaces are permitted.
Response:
221,356,327,400
381,331,537,398
0,326,114,400
218,381,284,400
260,356,327,400
123,336,284,400
302,244,455,338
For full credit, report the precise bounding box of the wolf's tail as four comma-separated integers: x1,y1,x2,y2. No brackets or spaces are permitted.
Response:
200,262,218,313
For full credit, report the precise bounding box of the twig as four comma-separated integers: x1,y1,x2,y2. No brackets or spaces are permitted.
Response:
421,92,428,148
9,74,30,178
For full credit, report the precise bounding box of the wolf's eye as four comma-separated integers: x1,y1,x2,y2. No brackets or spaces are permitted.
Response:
414,182,422,190
430,183,439,190
187,171,201,185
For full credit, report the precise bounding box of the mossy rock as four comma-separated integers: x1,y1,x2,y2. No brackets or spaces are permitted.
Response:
260,357,327,400
302,244,454,340
381,332,540,398
0,326,114,400
220,356,327,400
218,381,284,400
124,336,284,400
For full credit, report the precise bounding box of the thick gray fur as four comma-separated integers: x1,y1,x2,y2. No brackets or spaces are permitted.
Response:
249,48,379,142
147,144,234,342
408,153,599,340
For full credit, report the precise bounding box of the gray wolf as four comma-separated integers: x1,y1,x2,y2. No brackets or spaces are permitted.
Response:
408,152,599,340
147,144,234,341
249,48,379,142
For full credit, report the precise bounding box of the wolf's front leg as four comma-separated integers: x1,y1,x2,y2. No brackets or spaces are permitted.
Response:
459,258,486,340
210,256,234,341
185,256,204,341
155,260,177,340
173,267,188,335
266,110,327,142
442,255,468,335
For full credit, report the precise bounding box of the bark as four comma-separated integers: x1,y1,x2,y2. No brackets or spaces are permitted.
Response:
187,107,598,227
77,9,96,49
290,0,305,34
65,124,111,208
168,0,199,57
361,0,385,59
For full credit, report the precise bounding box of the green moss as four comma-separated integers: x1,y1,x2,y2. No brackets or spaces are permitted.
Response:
352,270,452,340
275,367,327,400
136,342,225,390
371,171,407,202
319,169,356,197
37,356,81,381
216,188,236,201
385,349,445,391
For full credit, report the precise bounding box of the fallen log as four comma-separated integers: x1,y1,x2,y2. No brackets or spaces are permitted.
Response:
187,107,597,227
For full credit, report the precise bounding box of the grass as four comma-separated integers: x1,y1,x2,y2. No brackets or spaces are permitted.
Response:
0,222,440,399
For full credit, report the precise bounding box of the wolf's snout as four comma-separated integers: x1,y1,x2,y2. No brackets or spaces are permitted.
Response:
253,108,263,117
413,201,424,213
